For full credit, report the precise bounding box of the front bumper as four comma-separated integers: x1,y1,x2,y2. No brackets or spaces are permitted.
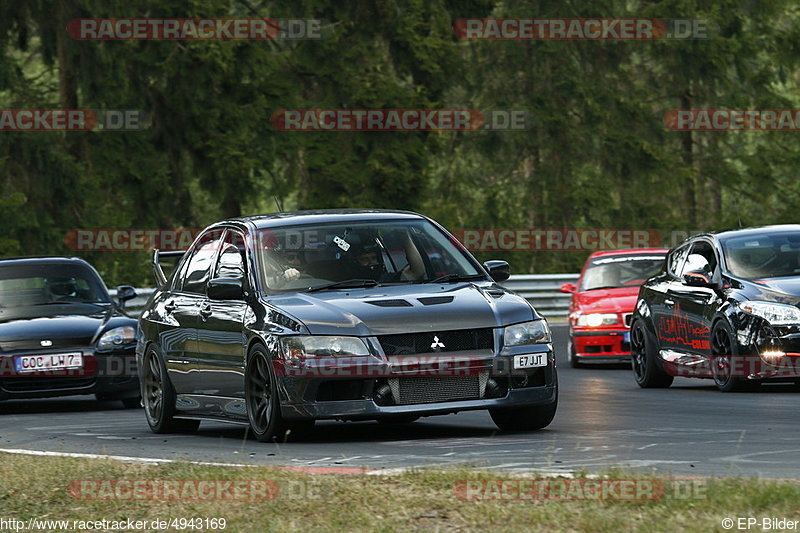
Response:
275,348,557,421
281,385,557,420
572,329,631,362
0,346,139,400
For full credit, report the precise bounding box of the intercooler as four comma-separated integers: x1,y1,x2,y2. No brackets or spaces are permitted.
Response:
387,371,489,404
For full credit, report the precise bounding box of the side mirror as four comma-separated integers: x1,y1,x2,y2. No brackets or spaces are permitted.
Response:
560,282,577,294
116,285,136,307
683,270,714,288
207,278,244,300
483,260,510,282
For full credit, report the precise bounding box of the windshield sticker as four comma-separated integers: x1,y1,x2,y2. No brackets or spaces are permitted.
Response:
333,235,351,251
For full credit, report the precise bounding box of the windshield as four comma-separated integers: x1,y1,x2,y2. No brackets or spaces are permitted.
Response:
0,263,110,308
722,232,800,279
580,254,666,291
257,219,483,291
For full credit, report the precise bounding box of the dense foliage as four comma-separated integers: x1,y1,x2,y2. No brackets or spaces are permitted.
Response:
2,0,799,285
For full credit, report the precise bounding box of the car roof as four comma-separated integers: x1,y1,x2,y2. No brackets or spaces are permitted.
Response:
587,248,669,259
0,256,93,266
710,224,800,240
225,209,427,230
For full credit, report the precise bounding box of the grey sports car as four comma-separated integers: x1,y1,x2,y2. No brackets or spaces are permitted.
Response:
137,210,557,441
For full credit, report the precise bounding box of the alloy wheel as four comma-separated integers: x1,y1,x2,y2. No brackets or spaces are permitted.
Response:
630,324,647,381
143,350,163,423
246,351,273,434
711,326,733,386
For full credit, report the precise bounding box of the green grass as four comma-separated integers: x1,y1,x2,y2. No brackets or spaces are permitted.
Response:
0,453,799,532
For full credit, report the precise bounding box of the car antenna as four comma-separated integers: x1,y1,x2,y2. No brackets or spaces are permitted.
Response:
274,196,284,212
738,216,743,228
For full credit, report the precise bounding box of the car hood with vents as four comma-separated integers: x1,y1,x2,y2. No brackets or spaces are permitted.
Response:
262,282,537,336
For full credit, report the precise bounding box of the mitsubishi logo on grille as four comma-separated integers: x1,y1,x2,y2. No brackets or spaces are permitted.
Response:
430,336,445,351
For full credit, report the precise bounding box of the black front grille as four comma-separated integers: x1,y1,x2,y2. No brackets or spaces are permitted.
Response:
0,339,92,353
623,313,633,327
1,376,95,393
378,328,494,356
388,372,488,404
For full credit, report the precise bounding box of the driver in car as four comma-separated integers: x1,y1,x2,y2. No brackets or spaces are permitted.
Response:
280,250,303,283
47,277,82,301
263,247,306,288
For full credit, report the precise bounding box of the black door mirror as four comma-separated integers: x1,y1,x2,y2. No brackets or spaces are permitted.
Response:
483,260,510,282
115,285,137,307
681,253,715,287
207,278,244,300
683,270,714,287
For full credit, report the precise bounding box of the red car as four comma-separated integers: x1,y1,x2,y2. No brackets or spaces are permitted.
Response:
560,249,668,367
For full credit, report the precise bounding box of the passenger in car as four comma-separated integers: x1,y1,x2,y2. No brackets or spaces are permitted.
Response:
346,230,425,282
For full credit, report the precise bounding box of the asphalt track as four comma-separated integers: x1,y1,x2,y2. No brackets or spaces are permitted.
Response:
1,325,799,478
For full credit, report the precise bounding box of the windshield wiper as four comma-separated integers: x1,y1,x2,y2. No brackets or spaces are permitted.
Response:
306,279,381,292
424,274,486,284
584,285,622,291
33,300,105,305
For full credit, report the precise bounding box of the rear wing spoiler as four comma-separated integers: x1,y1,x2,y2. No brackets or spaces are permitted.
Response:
152,249,186,286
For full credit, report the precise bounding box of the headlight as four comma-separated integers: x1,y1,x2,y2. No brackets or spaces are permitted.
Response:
740,301,800,325
760,350,786,366
282,336,370,358
504,320,551,346
97,326,136,350
576,313,618,327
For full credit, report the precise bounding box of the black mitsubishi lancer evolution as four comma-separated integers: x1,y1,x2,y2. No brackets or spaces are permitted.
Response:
137,210,558,441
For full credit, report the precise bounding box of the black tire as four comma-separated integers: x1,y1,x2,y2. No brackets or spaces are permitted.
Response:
630,320,674,388
711,320,755,392
490,393,557,432
245,344,314,442
566,339,581,368
142,346,200,433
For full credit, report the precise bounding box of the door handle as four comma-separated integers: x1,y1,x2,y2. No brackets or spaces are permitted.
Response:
199,304,212,320
164,301,177,312
664,298,675,307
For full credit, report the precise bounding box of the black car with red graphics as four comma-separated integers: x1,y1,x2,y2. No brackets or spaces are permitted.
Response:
630,225,800,391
